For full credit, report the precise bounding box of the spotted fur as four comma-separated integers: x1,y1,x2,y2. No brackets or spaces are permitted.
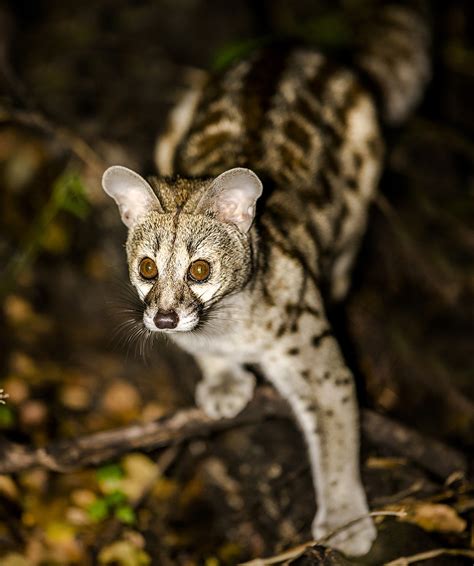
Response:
103,4,430,556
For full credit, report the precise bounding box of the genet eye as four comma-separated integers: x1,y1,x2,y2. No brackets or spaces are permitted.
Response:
139,257,158,279
188,260,210,282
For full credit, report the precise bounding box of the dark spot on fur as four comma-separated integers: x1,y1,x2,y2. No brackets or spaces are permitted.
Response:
285,119,311,152
315,173,334,206
353,152,363,170
195,109,227,130
301,370,310,379
346,176,358,190
307,307,320,317
312,329,332,347
285,304,301,333
288,347,299,356
186,132,231,162
367,136,383,158
276,324,286,338
326,409,334,417
341,395,351,404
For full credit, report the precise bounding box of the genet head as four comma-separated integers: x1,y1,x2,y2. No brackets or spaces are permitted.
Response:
102,166,263,334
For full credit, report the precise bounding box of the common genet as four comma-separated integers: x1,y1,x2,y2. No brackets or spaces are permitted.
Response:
102,4,430,555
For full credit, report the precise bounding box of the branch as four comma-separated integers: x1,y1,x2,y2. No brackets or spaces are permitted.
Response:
0,388,288,473
384,548,474,566
360,410,467,480
0,388,466,478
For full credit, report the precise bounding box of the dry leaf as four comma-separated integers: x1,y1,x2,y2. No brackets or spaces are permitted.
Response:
388,502,467,533
0,553,30,566
0,475,19,500
366,457,407,469
98,540,151,566
121,453,158,501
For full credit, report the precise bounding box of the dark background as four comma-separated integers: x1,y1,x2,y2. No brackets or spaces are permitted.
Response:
0,1,473,564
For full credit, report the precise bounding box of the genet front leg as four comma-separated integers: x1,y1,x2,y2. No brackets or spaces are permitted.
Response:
261,316,376,556
194,353,256,420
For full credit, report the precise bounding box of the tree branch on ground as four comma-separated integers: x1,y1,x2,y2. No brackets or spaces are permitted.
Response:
0,387,466,479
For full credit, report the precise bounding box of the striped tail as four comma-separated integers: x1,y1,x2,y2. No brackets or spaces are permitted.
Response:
354,3,431,125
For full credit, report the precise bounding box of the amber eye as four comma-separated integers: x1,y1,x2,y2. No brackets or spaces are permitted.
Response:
188,260,210,282
139,257,158,280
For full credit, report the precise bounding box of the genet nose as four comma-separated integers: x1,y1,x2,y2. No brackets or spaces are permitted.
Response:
154,310,179,330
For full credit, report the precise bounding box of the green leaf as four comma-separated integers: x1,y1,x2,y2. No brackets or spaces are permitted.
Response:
96,464,124,483
114,504,136,525
0,405,15,428
52,170,90,220
302,13,351,48
87,498,109,522
212,37,266,71
104,490,127,507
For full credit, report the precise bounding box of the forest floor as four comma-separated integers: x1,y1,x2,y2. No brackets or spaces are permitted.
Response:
0,1,473,564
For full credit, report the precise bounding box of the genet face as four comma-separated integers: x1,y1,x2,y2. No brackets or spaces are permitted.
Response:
127,211,251,333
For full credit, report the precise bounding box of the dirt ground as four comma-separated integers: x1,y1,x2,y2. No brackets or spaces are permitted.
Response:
0,1,473,564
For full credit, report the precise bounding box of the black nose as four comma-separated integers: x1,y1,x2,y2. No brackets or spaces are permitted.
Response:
154,310,179,330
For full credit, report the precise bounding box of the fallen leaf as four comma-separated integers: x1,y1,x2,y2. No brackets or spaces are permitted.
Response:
121,453,158,501
70,488,97,508
0,553,30,566
2,377,29,404
0,475,19,500
19,399,48,427
44,520,83,562
60,382,92,410
366,457,407,469
102,381,141,419
388,502,467,533
98,540,151,566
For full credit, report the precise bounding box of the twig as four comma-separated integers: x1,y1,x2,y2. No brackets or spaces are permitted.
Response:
0,388,466,478
372,480,424,507
238,512,405,566
1,108,106,175
361,407,467,480
238,540,311,566
384,547,474,566
0,387,288,473
411,117,474,163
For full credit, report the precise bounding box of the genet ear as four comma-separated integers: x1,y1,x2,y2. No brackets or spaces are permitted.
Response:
102,166,162,228
196,168,263,233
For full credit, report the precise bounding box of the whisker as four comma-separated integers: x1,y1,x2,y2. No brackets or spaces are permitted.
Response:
105,279,161,361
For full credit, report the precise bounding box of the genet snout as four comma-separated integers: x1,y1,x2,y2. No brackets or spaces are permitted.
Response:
154,310,179,330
